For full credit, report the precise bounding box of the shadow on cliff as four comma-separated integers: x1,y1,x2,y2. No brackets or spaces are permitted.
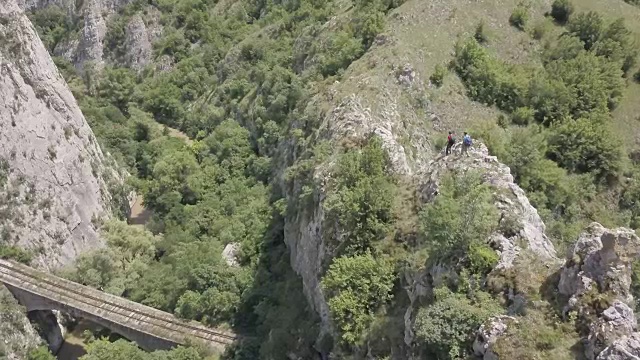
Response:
222,203,326,360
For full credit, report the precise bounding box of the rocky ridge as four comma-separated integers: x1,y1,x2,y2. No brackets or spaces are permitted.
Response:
559,223,640,359
281,84,561,352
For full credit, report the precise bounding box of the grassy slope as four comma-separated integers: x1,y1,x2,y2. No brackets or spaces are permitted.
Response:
326,0,640,164
574,0,640,150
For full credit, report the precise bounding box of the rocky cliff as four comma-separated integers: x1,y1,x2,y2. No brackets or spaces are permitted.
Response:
18,0,160,70
1,1,123,355
1,0,121,269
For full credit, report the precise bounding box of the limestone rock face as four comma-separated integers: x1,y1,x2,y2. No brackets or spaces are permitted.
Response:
0,286,44,360
586,301,638,359
596,333,640,360
557,223,640,359
122,10,160,71
473,316,517,360
18,0,150,69
559,223,640,308
0,1,120,268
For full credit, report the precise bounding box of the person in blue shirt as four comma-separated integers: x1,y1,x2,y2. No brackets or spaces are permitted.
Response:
462,132,472,156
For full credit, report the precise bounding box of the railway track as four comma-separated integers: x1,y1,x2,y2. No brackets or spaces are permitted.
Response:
0,260,237,346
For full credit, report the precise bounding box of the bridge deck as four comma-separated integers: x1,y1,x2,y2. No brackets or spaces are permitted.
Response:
0,259,236,348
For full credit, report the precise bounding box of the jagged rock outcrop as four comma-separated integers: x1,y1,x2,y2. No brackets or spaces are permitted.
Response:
586,301,638,359
19,0,158,69
559,223,640,310
122,9,162,71
419,142,558,269
596,333,640,360
473,316,517,360
0,1,121,268
557,223,640,359
281,97,559,352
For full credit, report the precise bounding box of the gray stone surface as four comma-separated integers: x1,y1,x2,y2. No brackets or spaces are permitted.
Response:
418,142,558,269
558,223,640,359
597,333,640,360
0,1,121,269
18,0,150,69
559,223,640,309
0,285,44,360
473,316,516,360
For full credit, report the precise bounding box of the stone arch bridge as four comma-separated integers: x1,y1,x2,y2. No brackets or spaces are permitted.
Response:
0,259,236,352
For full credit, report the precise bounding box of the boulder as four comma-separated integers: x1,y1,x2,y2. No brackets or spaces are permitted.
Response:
559,223,640,308
473,315,517,360
596,333,640,360
586,301,638,359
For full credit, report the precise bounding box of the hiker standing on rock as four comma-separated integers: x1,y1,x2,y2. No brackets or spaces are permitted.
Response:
446,131,455,156
462,132,472,156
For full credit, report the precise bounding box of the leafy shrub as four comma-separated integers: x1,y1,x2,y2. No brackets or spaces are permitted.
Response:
414,287,502,359
96,67,136,114
491,307,580,359
532,19,551,40
550,0,574,24
0,245,32,264
547,116,621,181
325,136,395,256
322,253,395,346
28,6,78,52
419,171,499,272
566,11,604,50
430,64,447,87
318,30,365,77
510,5,529,30
27,346,55,360
511,107,535,125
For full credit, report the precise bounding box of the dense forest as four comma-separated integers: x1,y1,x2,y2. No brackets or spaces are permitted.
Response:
15,0,640,359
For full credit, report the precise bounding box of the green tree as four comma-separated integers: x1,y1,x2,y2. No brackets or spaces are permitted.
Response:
414,287,502,360
547,116,622,181
509,5,529,30
27,346,55,360
325,136,395,256
419,172,499,273
62,221,159,296
566,11,604,50
322,253,395,346
96,67,137,114
550,0,574,24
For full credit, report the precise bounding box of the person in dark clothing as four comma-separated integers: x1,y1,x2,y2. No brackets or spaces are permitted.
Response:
446,131,455,155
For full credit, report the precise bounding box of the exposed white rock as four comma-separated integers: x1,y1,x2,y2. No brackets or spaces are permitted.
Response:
597,333,640,360
0,1,120,269
586,301,638,359
559,223,640,309
222,243,241,267
473,316,517,360
0,286,43,359
557,223,640,359
19,0,140,68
